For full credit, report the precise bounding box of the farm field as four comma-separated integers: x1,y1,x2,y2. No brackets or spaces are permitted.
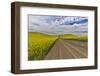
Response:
28,32,88,60
61,34,88,41
28,32,58,60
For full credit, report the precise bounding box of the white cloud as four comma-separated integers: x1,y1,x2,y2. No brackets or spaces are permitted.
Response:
28,15,88,36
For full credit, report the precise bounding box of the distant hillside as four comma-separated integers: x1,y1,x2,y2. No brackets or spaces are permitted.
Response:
29,32,59,37
29,32,87,41
61,34,87,41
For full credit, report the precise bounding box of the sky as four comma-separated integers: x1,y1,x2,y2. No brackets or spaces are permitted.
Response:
28,15,88,36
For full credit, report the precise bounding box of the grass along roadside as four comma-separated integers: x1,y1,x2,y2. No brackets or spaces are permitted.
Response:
60,34,88,41
28,32,58,60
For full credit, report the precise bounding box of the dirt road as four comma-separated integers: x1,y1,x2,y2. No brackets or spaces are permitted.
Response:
44,38,88,60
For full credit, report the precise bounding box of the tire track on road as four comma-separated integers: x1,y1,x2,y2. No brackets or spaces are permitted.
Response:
44,38,88,60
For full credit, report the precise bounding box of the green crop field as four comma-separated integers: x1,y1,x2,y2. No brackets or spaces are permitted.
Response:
28,32,58,60
60,34,88,41
28,32,88,60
